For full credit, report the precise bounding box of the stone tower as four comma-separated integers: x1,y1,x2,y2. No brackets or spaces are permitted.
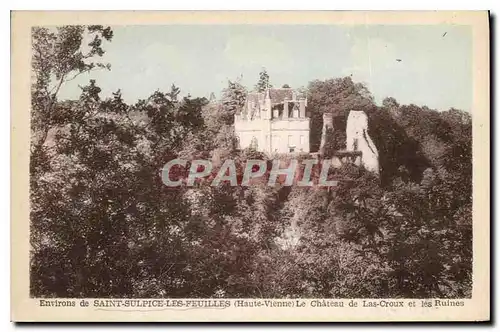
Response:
320,112,334,155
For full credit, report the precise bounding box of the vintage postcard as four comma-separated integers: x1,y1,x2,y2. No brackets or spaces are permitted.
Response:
11,11,490,322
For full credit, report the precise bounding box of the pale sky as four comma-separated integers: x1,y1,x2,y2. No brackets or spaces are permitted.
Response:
58,24,472,111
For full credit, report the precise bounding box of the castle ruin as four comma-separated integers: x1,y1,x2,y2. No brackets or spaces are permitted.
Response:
234,88,379,174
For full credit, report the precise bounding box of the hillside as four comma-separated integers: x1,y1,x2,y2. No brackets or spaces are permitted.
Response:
30,27,472,298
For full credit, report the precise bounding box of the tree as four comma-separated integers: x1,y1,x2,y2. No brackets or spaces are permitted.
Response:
221,78,247,121
31,25,113,158
382,97,400,112
29,30,472,300
380,168,472,298
255,68,272,92
367,104,431,186
166,84,181,102
201,81,241,155
30,30,211,296
306,77,375,152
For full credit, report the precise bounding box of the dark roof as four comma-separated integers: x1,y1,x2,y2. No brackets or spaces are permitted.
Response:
246,92,265,105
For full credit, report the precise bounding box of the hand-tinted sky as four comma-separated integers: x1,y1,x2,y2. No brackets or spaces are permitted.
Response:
58,24,472,111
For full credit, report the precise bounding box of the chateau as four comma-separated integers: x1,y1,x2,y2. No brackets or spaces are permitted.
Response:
234,88,310,154
234,87,380,175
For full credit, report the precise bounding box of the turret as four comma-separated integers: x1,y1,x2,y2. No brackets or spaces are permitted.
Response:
299,98,306,118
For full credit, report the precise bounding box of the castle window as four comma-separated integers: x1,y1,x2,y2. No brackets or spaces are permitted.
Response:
300,135,304,145
289,147,295,153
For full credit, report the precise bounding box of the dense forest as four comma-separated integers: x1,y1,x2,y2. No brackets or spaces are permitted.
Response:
30,26,472,299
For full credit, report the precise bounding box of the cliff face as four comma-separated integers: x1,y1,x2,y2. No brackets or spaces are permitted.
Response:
346,111,380,174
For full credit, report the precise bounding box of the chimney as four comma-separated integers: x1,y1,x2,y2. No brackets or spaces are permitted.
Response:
264,89,272,118
292,103,299,118
283,98,289,119
299,98,306,118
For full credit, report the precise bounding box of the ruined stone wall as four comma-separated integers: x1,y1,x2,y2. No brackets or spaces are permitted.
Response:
346,110,380,174
319,113,334,154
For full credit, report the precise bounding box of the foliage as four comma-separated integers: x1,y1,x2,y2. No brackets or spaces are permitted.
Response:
254,68,272,92
221,78,247,121
321,127,337,158
31,26,113,159
30,26,472,299
305,77,375,152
